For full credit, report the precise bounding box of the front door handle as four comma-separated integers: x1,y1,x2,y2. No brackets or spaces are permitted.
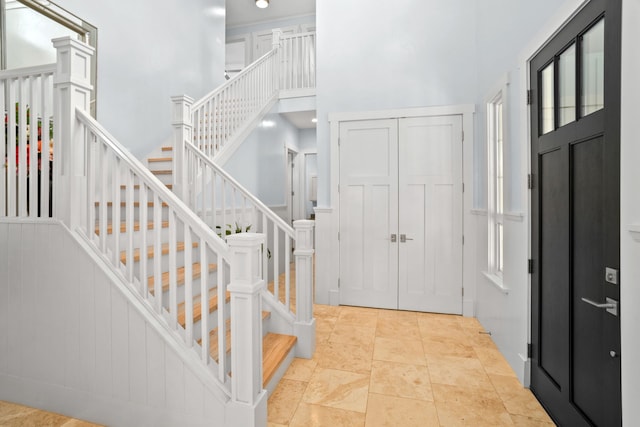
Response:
581,297,618,317
400,234,413,243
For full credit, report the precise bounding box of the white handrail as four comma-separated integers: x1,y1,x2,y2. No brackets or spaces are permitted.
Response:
77,109,231,258
192,50,278,112
76,108,234,395
183,140,297,312
185,140,294,239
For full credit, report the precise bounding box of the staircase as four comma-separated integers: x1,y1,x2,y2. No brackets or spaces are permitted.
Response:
1,33,316,426
141,145,299,391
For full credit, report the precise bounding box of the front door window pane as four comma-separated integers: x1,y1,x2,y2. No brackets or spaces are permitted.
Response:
558,44,576,127
541,63,555,134
581,18,605,116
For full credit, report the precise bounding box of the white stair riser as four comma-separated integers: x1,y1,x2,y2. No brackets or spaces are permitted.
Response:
99,224,183,252
123,247,202,277
151,268,217,307
95,204,170,222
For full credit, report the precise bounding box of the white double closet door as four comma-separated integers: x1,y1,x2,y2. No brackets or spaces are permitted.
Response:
339,115,463,314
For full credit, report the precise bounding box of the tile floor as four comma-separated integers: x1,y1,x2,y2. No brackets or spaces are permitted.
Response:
268,304,556,427
0,400,103,426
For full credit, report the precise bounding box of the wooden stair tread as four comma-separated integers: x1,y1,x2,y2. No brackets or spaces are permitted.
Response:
177,289,231,328
263,333,297,387
96,220,169,235
161,146,173,151
147,262,218,293
148,157,172,163
120,241,198,264
151,170,172,175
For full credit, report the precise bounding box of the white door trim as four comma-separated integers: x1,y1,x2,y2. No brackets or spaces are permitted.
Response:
318,104,475,315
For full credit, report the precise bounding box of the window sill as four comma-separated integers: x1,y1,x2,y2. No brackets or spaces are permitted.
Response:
482,271,510,295
470,209,487,216
504,212,525,222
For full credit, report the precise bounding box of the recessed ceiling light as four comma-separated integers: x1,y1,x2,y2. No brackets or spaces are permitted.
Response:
256,0,269,8
311,118,317,123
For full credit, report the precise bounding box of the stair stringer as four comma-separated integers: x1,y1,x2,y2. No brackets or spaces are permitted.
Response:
0,220,252,427
207,95,279,166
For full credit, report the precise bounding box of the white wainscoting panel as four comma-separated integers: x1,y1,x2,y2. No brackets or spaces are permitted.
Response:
0,221,229,427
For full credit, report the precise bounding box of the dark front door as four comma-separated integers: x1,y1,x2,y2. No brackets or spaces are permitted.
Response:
530,0,621,425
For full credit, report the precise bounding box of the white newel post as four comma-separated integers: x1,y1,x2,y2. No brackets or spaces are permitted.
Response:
226,233,268,427
52,37,94,230
293,220,316,359
171,95,193,202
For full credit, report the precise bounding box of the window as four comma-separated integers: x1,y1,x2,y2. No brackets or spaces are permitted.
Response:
488,90,505,279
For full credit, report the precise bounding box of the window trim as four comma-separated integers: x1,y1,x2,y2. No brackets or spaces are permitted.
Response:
486,76,509,282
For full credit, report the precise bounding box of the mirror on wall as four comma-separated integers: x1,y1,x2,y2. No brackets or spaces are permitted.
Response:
0,0,98,116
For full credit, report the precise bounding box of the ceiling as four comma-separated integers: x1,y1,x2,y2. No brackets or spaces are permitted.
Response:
226,0,315,28
282,110,316,129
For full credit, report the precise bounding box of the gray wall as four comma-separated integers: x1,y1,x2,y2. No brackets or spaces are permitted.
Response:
223,108,300,207
55,0,226,158
316,0,478,206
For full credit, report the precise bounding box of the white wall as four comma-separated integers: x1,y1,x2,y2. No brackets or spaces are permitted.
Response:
223,108,300,207
0,221,227,427
53,0,226,158
316,0,478,207
472,0,579,385
620,0,640,423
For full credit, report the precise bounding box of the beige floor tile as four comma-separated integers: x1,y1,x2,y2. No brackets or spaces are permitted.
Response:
364,393,440,427
377,309,418,322
510,414,557,426
489,374,528,402
422,334,477,358
427,354,494,390
369,360,433,401
419,317,468,340
464,329,498,349
316,317,337,346
316,341,373,374
329,323,376,350
337,308,379,328
60,420,104,427
475,346,518,377
302,368,370,413
267,423,288,427
289,402,366,427
432,384,513,426
314,304,341,319
283,357,318,382
375,317,421,340
268,379,309,425
502,389,555,423
372,336,427,366
457,316,486,332
1,411,73,427
0,401,38,423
